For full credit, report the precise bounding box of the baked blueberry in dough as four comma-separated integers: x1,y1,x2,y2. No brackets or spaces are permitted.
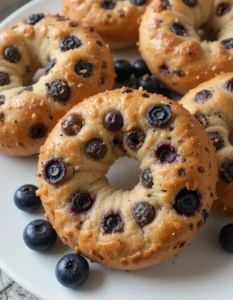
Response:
38,88,217,270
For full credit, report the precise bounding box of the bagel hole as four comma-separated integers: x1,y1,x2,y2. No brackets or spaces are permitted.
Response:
32,68,45,84
228,132,233,146
107,157,140,191
197,25,217,42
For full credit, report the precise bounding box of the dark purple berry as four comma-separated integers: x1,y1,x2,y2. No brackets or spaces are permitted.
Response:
102,211,123,233
221,38,233,49
75,60,93,78
220,161,233,183
61,113,83,136
154,143,177,163
60,36,81,52
219,224,233,253
159,86,171,98
171,22,188,36
14,184,41,212
114,59,133,82
46,79,70,103
0,72,10,86
85,138,107,160
125,129,145,151
208,132,224,151
18,86,33,95
25,13,44,25
28,122,48,139
23,219,57,252
136,75,160,93
195,112,208,128
132,202,155,226
43,158,66,185
147,104,172,127
141,169,153,188
0,95,5,105
70,192,94,215
104,111,123,132
216,3,231,16
182,0,198,8
195,89,213,103
3,46,21,63
133,59,151,78
45,59,56,74
174,188,200,215
130,0,147,5
224,77,233,92
55,254,89,288
101,0,116,9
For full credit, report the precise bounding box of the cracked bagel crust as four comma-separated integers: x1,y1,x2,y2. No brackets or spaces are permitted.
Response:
0,14,114,156
38,88,217,270
139,0,233,94
63,0,152,49
180,72,233,215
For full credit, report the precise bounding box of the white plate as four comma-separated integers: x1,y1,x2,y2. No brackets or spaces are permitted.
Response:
1,1,233,299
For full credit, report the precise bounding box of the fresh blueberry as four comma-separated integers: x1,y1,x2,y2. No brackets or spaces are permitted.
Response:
136,75,160,93
219,224,233,253
114,59,133,82
159,86,171,98
132,59,151,78
55,254,89,288
14,184,41,212
23,219,57,252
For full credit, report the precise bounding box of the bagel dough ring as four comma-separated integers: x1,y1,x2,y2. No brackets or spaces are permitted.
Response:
38,88,217,270
180,73,233,215
0,14,114,156
139,0,233,94
63,0,151,49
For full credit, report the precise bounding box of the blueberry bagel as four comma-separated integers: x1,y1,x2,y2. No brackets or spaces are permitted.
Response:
139,0,233,94
63,0,151,49
0,14,114,156
38,88,217,270
180,73,233,215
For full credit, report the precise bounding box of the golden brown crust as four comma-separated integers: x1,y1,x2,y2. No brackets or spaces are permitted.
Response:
139,0,233,94
0,14,114,156
180,72,233,215
63,0,151,49
38,88,217,270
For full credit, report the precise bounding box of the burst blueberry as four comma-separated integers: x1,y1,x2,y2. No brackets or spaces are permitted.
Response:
43,158,66,185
